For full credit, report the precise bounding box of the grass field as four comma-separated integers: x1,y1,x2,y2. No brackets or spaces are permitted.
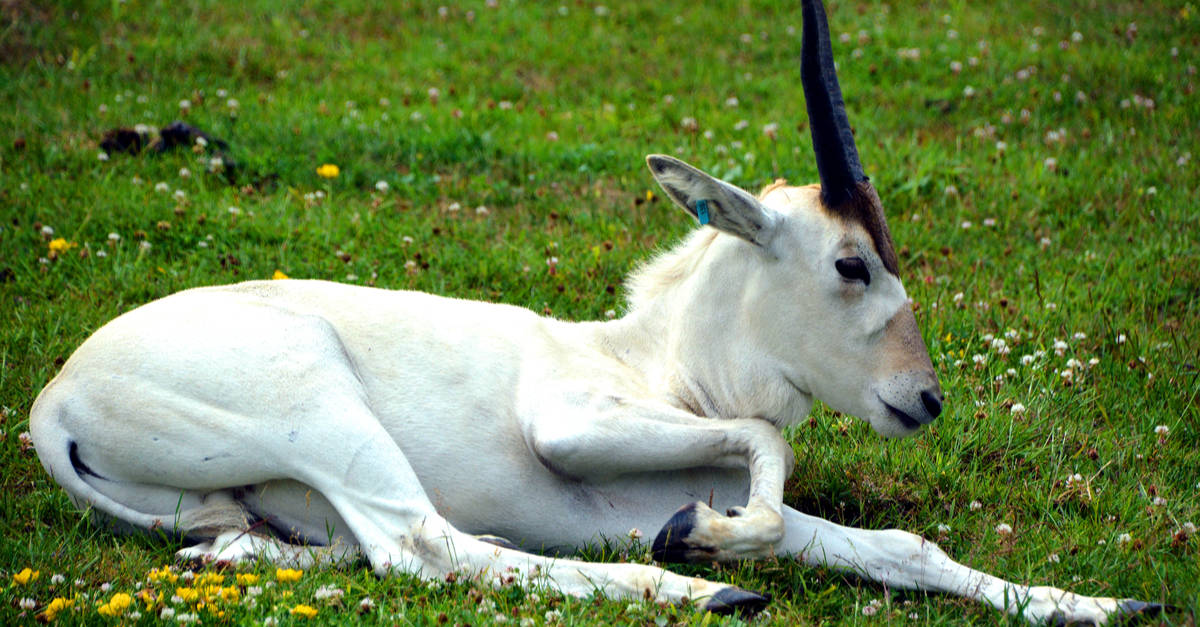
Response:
2,0,1197,624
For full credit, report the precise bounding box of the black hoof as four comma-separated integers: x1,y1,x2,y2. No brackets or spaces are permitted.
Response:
703,587,771,616
1115,600,1170,624
476,534,520,551
652,503,702,563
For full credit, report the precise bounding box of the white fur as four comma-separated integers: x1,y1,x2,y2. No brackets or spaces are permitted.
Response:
29,158,1134,622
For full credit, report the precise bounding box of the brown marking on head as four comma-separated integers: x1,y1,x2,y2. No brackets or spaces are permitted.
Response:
879,302,936,377
820,181,900,277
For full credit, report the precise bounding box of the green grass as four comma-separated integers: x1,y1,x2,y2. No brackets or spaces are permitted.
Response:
2,0,1197,624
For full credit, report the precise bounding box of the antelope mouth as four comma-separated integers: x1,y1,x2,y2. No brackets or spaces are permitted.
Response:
881,400,922,430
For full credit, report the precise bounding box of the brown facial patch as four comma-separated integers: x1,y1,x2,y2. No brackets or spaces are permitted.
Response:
819,181,900,276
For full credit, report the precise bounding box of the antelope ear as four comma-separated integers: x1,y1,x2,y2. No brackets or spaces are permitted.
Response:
646,154,778,248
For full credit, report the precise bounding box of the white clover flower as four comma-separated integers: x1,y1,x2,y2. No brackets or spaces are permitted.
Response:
1155,425,1170,435
862,604,878,616
173,190,186,201
680,117,698,131
402,236,414,245
972,354,986,364
1073,332,1087,340
1048,553,1060,563
50,573,65,585
605,310,617,319
545,609,563,622
1153,496,1166,506
179,99,192,110
1044,157,1058,172
1010,403,1026,415
447,202,461,212
725,96,739,108
375,180,389,192
1183,522,1196,534
160,607,176,619
359,597,376,611
995,140,1007,152
1117,533,1132,545
1053,339,1069,356
969,500,982,511
1117,333,1127,344
937,523,951,534
734,119,750,131
475,206,490,216
1066,358,1083,369
19,598,36,610
963,85,976,98
995,523,1013,536
315,585,344,600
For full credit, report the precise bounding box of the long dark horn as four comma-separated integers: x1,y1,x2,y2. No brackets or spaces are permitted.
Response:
801,0,865,209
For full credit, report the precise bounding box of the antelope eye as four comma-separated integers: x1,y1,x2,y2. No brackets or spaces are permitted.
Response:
835,257,871,285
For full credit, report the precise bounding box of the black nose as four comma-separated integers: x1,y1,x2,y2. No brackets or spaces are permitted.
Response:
920,389,943,419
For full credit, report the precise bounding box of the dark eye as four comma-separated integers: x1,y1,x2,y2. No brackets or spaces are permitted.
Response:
835,257,871,285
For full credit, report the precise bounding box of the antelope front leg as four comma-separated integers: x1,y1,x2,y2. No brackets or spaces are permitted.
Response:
650,419,793,563
524,398,793,563
779,506,1166,624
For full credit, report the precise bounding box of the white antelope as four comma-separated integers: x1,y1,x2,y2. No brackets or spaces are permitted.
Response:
30,0,1161,622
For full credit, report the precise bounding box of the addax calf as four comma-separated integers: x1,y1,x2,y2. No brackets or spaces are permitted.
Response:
30,0,1162,622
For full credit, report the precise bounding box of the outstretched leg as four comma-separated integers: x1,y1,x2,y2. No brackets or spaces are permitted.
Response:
778,506,1164,624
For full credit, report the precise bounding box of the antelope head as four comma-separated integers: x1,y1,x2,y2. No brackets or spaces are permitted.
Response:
642,0,941,437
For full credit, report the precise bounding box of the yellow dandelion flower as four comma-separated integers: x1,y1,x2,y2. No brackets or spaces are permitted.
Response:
137,588,156,607
97,592,133,616
290,604,319,619
275,568,304,583
13,568,39,585
316,164,340,178
196,572,225,586
272,269,289,280
218,586,240,603
148,565,178,583
43,597,74,621
235,573,259,585
48,238,77,254
175,587,200,604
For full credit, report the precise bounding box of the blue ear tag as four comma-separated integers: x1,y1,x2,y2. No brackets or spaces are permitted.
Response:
695,199,710,225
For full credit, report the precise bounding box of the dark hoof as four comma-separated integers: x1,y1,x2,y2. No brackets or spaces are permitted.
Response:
1115,600,1170,624
652,503,702,563
476,534,520,551
703,587,771,616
